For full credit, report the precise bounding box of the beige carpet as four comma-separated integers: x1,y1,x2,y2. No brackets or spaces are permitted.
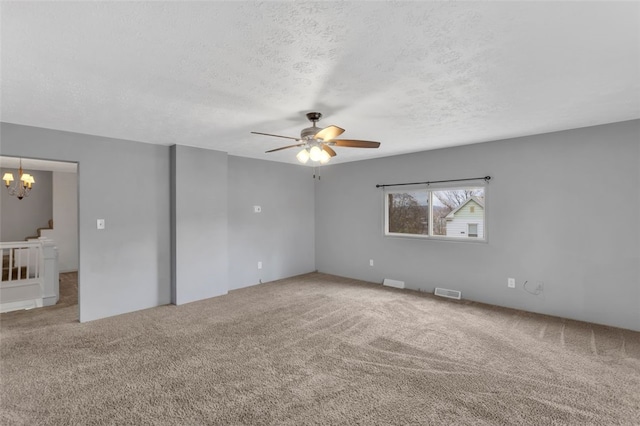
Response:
1,272,639,425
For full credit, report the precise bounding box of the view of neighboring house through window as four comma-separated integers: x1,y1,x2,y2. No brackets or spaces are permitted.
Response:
385,186,485,240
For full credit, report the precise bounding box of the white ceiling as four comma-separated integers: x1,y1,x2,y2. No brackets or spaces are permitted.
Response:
1,1,638,166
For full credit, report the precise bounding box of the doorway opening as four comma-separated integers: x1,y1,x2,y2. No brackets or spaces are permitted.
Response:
0,156,79,321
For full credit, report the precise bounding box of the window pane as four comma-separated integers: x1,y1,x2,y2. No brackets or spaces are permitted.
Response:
432,188,485,238
387,191,428,235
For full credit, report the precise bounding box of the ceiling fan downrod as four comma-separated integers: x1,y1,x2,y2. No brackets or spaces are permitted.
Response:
301,112,323,140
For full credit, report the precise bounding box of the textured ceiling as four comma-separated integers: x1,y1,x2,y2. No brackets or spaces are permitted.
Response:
1,1,639,165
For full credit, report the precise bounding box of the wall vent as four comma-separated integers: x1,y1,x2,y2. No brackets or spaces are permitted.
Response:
383,278,405,289
434,287,462,300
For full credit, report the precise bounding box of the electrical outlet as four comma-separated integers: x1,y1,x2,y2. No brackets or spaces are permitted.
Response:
253,206,261,213
258,261,262,269
508,278,515,288
369,259,374,266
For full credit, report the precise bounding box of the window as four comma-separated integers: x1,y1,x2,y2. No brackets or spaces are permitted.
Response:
386,191,429,235
385,186,486,241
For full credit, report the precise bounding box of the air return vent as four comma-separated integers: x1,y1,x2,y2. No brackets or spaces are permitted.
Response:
434,287,462,300
383,279,405,289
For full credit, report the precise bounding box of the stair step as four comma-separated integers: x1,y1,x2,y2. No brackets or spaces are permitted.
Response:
25,219,54,241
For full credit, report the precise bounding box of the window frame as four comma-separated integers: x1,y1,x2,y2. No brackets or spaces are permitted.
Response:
383,184,488,243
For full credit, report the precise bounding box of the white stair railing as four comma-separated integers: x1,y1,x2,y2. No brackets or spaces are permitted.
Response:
1,241,42,281
1,239,58,313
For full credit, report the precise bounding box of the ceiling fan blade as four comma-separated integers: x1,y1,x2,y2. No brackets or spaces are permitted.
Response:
251,131,299,141
314,125,345,141
322,145,337,157
333,140,381,148
265,143,305,153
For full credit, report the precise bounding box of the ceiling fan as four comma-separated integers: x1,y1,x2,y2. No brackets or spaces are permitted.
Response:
251,112,380,164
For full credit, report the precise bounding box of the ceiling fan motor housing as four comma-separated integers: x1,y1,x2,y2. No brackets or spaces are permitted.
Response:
301,126,321,140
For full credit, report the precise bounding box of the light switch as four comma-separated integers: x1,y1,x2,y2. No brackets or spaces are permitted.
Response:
97,219,105,230
254,205,262,213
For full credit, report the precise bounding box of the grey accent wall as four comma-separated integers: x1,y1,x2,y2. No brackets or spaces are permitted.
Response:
1,123,171,322
0,168,53,241
315,120,640,331
228,156,315,290
171,145,228,304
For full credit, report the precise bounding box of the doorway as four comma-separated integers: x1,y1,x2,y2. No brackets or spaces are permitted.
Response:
0,156,79,320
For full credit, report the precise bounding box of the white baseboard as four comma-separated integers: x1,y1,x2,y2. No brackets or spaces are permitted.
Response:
0,298,43,313
43,295,59,306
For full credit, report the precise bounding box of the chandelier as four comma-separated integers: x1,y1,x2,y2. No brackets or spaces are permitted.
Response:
2,159,35,200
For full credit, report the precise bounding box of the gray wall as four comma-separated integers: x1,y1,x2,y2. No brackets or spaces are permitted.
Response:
0,122,317,322
1,123,171,322
0,168,53,241
228,156,316,290
171,145,228,304
3,120,637,331
315,120,640,331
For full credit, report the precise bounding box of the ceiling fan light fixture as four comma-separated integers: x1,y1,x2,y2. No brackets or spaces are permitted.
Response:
309,146,322,162
319,149,331,164
296,149,310,164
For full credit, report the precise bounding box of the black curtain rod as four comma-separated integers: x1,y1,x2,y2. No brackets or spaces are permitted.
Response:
376,176,491,189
